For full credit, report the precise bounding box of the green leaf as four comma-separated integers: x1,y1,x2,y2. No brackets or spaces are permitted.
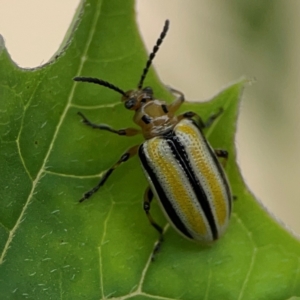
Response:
0,0,300,299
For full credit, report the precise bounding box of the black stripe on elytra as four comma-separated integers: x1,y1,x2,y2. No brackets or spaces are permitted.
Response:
167,134,219,240
205,140,232,214
138,144,193,239
192,119,232,215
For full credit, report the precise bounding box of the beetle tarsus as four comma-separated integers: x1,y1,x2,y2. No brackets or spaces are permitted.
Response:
79,190,94,203
151,235,164,262
203,107,224,128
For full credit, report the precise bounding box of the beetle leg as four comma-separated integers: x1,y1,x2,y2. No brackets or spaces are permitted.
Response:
143,186,164,261
78,112,141,136
79,145,140,202
177,111,207,129
203,108,224,128
215,149,228,159
177,108,224,129
214,149,228,168
166,86,185,113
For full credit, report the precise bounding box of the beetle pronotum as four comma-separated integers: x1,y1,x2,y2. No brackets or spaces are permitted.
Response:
74,20,232,258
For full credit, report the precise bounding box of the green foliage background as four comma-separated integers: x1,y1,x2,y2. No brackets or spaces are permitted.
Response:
0,0,300,299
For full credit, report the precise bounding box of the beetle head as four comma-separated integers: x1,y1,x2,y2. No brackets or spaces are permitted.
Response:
122,87,153,110
73,20,169,111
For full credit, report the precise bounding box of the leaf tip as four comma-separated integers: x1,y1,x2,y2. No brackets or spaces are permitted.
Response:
0,34,5,53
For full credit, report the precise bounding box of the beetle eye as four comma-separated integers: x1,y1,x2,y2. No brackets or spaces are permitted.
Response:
125,98,136,109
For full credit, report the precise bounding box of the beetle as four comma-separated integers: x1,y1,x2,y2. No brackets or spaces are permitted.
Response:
74,20,232,257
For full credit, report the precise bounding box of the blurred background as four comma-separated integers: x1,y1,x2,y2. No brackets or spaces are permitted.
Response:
0,0,299,234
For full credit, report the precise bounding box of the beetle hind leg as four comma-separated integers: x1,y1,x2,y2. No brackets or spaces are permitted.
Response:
143,187,164,261
79,145,139,202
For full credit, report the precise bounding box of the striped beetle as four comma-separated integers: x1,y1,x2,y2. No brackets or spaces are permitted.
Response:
74,20,232,257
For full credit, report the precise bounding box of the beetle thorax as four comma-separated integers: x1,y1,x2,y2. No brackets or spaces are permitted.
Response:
133,99,178,139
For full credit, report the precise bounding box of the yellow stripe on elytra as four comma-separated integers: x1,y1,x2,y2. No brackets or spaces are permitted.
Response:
146,138,208,237
176,121,228,227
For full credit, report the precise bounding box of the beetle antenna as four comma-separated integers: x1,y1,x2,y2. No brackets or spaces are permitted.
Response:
74,77,126,96
137,20,170,89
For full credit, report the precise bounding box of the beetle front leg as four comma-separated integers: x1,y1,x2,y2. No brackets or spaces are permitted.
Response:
143,186,164,261
166,86,185,114
79,145,140,202
78,112,141,136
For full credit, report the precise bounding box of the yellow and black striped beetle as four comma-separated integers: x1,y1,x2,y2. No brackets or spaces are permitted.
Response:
74,20,232,257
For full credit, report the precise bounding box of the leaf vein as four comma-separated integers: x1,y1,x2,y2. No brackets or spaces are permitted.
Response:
70,101,121,110
16,70,50,180
44,170,103,179
99,199,114,298
87,50,137,64
234,213,258,300
0,0,105,262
